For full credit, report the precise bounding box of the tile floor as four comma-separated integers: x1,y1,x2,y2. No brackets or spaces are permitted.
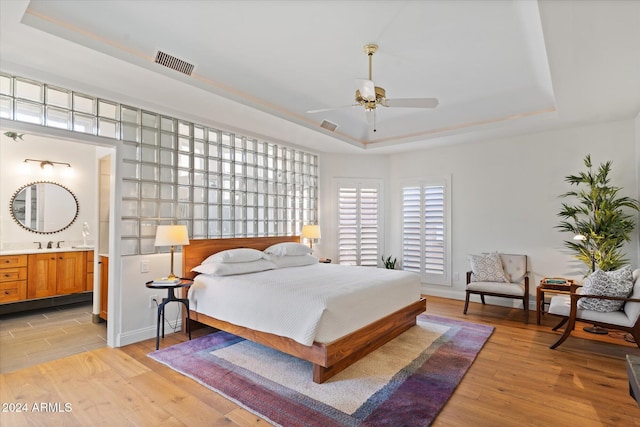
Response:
0,302,106,373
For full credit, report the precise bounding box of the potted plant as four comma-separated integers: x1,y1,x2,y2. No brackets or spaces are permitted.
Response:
381,255,397,270
557,154,640,273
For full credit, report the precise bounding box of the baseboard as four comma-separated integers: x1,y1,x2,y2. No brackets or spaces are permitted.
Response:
422,286,539,311
117,320,183,347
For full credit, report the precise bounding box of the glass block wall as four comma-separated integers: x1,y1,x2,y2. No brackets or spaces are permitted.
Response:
0,73,318,255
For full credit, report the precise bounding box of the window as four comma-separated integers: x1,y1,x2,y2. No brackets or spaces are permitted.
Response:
402,177,451,285
337,180,382,266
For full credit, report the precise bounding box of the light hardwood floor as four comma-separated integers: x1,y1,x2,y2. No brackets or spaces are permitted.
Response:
1,297,639,426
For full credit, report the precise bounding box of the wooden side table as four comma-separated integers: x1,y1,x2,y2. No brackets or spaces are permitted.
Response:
146,278,193,350
536,278,575,325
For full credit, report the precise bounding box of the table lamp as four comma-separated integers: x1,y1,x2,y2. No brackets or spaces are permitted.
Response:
154,225,190,279
301,224,321,249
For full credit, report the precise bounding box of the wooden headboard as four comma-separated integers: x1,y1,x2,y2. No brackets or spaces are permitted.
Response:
182,236,300,279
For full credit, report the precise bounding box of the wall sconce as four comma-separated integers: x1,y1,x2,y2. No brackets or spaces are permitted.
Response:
22,158,73,177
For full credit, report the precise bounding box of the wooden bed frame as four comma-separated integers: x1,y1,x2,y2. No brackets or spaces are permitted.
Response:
182,236,426,383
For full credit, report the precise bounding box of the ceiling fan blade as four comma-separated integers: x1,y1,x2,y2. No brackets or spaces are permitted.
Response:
355,79,376,101
307,104,358,114
381,98,439,108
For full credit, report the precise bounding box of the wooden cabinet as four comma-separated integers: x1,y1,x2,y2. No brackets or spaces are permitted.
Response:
0,255,27,303
0,250,93,304
99,255,108,321
54,251,87,295
26,253,58,299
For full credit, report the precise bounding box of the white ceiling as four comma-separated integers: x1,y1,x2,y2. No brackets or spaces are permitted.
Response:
0,1,639,154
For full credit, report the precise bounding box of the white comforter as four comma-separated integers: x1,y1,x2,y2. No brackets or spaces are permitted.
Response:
188,263,422,346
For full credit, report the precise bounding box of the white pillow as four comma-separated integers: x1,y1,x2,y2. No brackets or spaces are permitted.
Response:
270,254,319,268
191,259,276,276
203,248,264,264
468,252,509,283
264,242,311,257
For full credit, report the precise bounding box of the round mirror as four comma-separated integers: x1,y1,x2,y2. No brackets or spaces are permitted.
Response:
10,181,79,234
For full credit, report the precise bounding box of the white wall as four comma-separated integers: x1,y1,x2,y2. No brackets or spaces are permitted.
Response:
388,119,639,302
119,253,184,345
636,112,640,266
0,133,97,249
319,119,639,307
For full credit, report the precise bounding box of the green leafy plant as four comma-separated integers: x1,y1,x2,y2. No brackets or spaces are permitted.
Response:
556,154,639,273
381,255,397,269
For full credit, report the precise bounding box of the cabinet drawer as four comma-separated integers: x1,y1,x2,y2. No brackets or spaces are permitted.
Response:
0,267,27,282
0,255,27,268
0,281,27,303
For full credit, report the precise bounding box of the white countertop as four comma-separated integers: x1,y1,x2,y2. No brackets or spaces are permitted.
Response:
0,247,95,256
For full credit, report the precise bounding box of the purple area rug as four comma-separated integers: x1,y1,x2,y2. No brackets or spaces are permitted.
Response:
149,314,493,426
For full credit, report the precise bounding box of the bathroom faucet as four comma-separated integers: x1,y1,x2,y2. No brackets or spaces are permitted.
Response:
47,241,53,249
56,241,64,249
33,242,42,249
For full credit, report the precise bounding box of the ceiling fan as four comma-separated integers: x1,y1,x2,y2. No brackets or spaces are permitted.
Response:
307,44,439,131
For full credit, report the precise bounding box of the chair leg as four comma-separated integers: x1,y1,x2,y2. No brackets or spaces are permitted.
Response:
552,317,568,331
463,291,470,314
550,325,573,349
550,316,577,349
523,295,529,324
480,294,486,305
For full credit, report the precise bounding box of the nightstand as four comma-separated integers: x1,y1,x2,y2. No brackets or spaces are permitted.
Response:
146,278,193,350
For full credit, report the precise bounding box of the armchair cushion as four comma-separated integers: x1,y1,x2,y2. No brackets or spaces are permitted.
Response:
468,252,508,283
466,281,526,296
549,294,635,327
577,266,634,312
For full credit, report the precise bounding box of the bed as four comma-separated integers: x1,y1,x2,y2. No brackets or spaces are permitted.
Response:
182,236,426,383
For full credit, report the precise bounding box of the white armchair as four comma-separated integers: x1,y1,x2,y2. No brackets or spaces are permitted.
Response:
548,268,640,349
463,253,529,323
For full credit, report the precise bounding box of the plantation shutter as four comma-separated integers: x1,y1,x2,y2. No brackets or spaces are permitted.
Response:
337,182,381,266
424,185,445,275
401,179,449,284
338,186,358,265
402,186,422,273
359,187,379,266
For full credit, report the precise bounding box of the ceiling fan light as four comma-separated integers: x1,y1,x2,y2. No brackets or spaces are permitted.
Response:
355,79,376,101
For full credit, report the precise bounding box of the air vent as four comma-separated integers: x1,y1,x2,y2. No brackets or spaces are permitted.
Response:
154,51,194,76
320,120,338,132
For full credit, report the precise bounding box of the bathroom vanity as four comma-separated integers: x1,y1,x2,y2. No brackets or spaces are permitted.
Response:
0,248,94,313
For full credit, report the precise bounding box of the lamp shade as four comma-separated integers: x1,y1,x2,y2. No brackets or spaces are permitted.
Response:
154,225,190,246
301,224,321,239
